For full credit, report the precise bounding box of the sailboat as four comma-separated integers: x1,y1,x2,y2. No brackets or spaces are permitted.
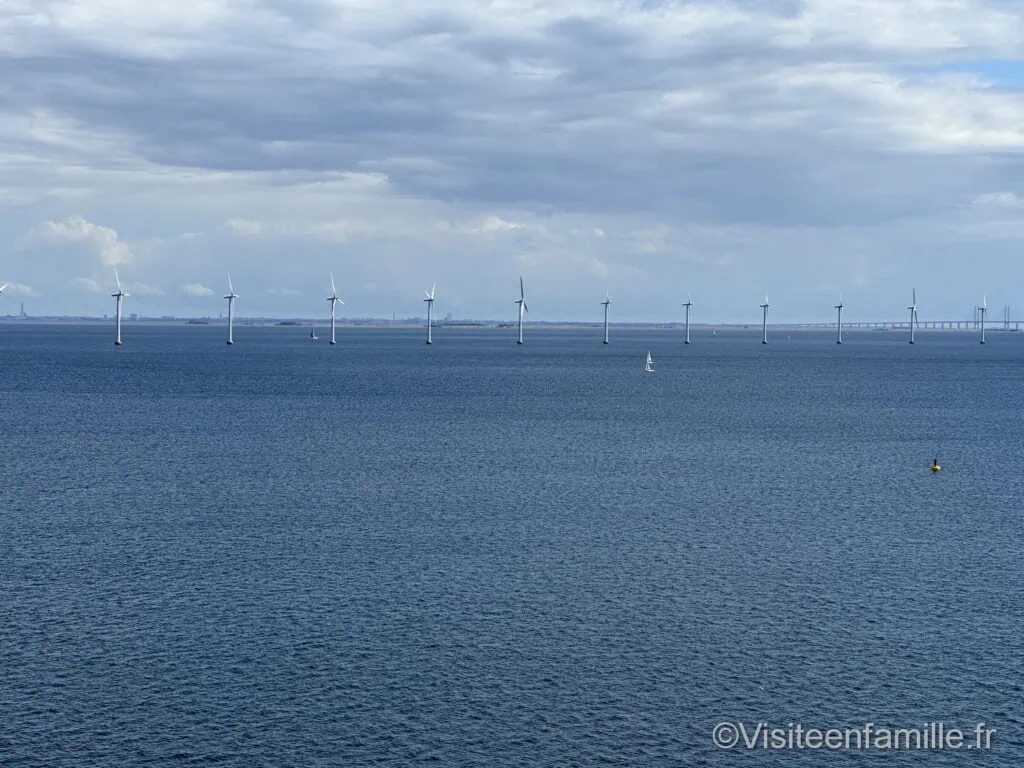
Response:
645,350,654,373
310,325,318,341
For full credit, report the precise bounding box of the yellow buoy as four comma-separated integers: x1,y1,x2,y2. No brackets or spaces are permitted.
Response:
931,464,941,472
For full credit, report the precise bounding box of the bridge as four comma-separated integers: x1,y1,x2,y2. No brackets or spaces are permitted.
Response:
788,320,1021,330
791,305,1020,331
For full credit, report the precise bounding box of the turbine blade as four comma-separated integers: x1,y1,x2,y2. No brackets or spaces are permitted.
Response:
431,281,436,300
114,268,121,290
0,284,7,293
228,273,234,294
523,302,528,313
520,276,524,299
330,272,336,294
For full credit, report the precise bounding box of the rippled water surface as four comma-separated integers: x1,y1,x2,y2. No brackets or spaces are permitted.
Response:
2,324,1023,766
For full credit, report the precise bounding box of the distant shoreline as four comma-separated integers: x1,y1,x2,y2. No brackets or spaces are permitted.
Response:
0,319,1016,333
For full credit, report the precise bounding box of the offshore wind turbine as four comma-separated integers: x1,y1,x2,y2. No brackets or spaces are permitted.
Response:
112,269,128,346
907,289,918,344
515,277,528,344
835,294,844,345
980,294,987,344
224,274,237,345
424,282,436,345
327,273,344,345
682,294,693,344
601,290,610,344
760,296,769,344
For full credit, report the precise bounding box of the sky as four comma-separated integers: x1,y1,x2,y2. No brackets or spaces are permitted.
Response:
3,0,1024,323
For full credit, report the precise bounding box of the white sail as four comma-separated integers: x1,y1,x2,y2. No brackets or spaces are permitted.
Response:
645,350,654,372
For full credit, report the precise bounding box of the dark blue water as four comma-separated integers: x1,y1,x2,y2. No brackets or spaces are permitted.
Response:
2,324,1022,766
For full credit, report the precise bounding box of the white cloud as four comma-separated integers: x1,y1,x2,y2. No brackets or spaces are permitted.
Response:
181,282,213,296
583,256,609,281
222,218,263,237
36,215,133,267
221,214,382,242
125,281,164,295
266,288,300,296
972,192,1024,210
0,281,40,297
71,277,103,293
784,0,1024,56
478,216,525,233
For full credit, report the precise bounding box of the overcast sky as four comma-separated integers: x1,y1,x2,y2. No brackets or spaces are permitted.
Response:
3,0,1024,322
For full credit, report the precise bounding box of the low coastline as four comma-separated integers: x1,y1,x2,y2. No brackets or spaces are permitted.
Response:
0,318,1014,333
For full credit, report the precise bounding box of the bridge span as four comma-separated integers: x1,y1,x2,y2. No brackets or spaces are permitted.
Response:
788,320,1021,330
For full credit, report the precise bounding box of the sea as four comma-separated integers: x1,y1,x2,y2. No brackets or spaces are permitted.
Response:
1,324,1022,766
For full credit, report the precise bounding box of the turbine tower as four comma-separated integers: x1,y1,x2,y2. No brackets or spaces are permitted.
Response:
225,274,237,345
760,296,769,344
682,294,693,344
835,294,844,345
601,290,611,344
112,269,128,346
424,282,436,345
515,277,528,344
980,294,987,345
327,273,344,345
907,289,917,345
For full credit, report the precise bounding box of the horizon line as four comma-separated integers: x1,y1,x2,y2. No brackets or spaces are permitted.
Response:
1,315,1019,328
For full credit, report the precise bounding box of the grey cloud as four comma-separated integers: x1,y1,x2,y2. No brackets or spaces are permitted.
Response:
4,1,1024,318
4,4,1011,221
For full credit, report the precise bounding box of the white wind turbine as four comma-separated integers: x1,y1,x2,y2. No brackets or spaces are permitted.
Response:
225,274,238,345
327,273,344,345
907,289,918,345
980,294,988,345
424,282,436,345
515,276,528,344
601,290,611,344
112,269,128,346
760,295,770,344
682,294,693,344
0,283,8,312
835,294,844,345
